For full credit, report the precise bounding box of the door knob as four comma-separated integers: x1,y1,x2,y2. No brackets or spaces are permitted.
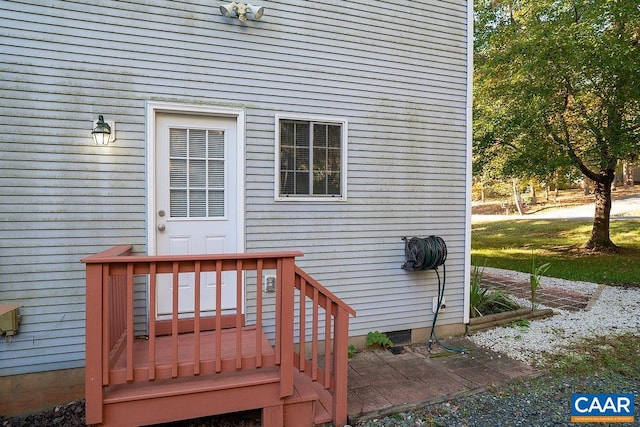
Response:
157,223,166,232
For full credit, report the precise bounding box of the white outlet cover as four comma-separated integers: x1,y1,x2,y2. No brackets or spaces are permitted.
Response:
432,296,446,313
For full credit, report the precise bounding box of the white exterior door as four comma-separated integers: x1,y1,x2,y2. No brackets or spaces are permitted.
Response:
154,112,240,316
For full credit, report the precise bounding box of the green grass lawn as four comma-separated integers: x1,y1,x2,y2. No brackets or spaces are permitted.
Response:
471,219,640,286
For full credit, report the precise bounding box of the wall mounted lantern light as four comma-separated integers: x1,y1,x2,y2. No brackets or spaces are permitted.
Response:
220,2,264,23
92,115,115,145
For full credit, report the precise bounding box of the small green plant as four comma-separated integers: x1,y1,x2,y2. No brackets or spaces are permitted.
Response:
366,331,393,349
347,344,357,358
530,251,551,310
511,319,530,332
390,413,404,421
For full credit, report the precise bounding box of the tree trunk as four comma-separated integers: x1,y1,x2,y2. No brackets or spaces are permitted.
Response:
582,176,591,195
585,171,617,251
623,162,634,187
544,183,549,202
530,184,537,204
513,179,523,215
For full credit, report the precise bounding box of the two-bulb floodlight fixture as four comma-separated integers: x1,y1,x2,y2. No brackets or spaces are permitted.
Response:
220,2,264,23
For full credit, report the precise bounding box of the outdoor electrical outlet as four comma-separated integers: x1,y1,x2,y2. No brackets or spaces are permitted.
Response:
432,296,446,313
264,275,276,292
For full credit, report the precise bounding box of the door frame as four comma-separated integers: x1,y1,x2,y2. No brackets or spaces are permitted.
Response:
145,100,246,257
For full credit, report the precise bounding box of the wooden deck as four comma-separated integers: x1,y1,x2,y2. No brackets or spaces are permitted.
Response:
109,326,277,384
83,247,355,426
100,327,332,426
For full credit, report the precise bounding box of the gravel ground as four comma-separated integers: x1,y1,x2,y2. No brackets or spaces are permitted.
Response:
472,268,640,367
356,371,639,426
0,404,262,427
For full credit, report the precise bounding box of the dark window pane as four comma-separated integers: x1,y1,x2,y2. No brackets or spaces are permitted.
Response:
281,146,294,170
295,123,310,148
313,171,327,195
313,124,327,149
295,146,309,171
280,171,294,195
313,146,327,172
327,172,340,195
327,147,340,172
280,121,294,146
295,171,309,194
328,125,341,148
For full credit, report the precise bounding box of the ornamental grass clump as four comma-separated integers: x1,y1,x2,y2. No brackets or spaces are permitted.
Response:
470,265,519,318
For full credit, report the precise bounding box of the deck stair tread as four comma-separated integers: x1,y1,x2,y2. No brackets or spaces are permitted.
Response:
287,371,332,424
104,368,281,404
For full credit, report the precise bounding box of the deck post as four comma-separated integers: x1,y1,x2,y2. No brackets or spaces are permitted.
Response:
84,262,104,425
278,256,295,398
332,307,350,426
262,404,284,427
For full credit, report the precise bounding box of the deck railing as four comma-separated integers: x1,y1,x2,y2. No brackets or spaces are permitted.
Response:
83,245,355,426
293,266,356,424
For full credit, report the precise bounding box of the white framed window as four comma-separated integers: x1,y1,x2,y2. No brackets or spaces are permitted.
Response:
275,114,347,201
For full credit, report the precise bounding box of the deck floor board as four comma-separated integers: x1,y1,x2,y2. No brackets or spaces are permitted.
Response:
109,327,277,383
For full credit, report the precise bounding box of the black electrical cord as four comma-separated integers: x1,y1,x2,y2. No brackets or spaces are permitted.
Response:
427,263,467,354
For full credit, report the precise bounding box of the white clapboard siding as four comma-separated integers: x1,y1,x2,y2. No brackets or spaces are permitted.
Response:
0,0,469,375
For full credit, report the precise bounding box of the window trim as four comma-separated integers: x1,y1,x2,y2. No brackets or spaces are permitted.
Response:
275,114,348,202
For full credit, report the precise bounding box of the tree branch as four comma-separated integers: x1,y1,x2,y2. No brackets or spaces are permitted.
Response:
544,120,600,182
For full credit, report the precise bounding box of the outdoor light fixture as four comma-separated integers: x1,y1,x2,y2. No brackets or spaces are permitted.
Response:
92,115,115,145
220,2,264,22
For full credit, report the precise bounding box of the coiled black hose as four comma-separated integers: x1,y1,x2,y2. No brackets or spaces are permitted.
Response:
401,236,447,271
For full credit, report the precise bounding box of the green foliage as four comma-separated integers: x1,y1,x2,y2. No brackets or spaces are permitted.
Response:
513,319,531,330
366,331,393,349
347,344,357,358
530,252,551,310
473,0,640,248
470,265,519,318
472,219,640,285
549,334,640,378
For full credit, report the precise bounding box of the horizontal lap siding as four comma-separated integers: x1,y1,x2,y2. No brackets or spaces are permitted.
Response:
0,0,468,375
241,1,469,335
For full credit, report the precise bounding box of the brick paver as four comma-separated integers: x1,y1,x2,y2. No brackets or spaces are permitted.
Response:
482,273,594,311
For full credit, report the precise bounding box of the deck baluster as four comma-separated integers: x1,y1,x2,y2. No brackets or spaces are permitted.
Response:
171,262,179,378
215,260,222,373
149,263,157,380
235,260,243,370
194,261,201,375
255,259,263,368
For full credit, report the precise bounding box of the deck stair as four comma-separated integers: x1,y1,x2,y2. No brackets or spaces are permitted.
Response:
83,247,355,426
